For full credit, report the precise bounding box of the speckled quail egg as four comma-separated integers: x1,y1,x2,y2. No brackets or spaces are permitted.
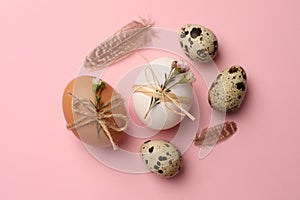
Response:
140,140,182,178
208,65,247,112
179,24,218,62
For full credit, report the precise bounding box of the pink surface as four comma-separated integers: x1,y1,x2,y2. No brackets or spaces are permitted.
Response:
1,0,300,199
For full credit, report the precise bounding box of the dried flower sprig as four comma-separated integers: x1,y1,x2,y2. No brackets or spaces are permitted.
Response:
145,60,196,119
92,80,120,150
92,80,106,112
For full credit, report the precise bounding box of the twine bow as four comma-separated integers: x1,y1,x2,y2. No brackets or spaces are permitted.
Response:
132,65,195,121
66,93,128,150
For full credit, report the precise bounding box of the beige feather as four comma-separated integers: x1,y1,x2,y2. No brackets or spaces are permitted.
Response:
84,18,155,70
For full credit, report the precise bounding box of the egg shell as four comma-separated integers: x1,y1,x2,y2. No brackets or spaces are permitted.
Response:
132,57,194,130
140,140,182,178
62,76,126,147
208,65,247,112
179,24,218,62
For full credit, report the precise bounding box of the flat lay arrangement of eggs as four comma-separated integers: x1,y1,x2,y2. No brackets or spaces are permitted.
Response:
62,22,248,179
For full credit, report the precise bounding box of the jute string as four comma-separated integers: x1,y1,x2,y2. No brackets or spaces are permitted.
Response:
66,93,128,150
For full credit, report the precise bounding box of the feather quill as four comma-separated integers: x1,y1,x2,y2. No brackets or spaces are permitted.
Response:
84,18,155,70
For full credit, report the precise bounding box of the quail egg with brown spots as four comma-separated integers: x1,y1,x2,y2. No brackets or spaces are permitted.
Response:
179,24,218,62
140,140,182,178
208,65,247,112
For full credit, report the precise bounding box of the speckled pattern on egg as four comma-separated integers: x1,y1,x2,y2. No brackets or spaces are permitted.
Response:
140,140,182,178
179,24,218,62
208,65,247,112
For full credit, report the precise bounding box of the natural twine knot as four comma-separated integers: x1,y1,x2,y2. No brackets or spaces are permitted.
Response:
66,92,128,150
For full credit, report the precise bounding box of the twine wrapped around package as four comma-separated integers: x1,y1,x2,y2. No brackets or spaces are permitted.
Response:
132,65,195,121
66,93,128,150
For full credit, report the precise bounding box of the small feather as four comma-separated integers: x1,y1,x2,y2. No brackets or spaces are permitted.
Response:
194,121,237,146
84,18,155,70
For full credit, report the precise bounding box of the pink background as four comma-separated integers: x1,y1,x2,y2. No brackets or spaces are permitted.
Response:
1,0,300,199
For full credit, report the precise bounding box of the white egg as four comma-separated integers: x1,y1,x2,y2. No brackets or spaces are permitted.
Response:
132,57,194,130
